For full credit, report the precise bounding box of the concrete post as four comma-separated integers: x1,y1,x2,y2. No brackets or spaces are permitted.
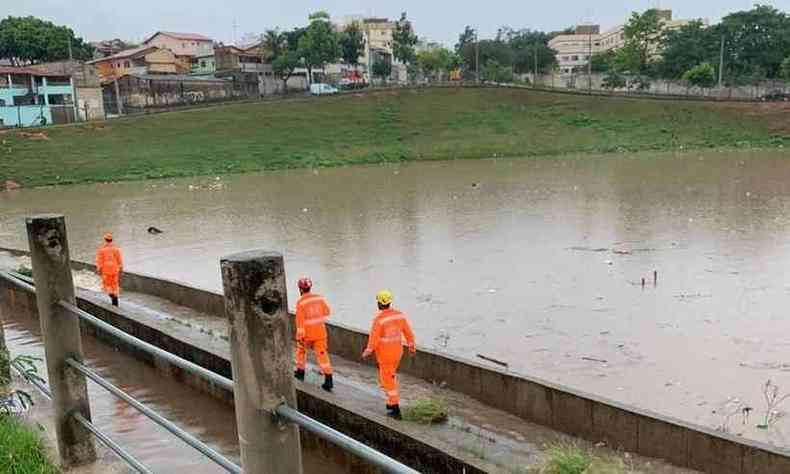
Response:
220,250,303,474
26,215,95,466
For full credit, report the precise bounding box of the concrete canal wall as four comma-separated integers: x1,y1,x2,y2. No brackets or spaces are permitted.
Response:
4,247,790,473
0,265,485,474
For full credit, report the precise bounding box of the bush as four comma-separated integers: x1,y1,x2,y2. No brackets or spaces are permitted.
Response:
781,57,790,81
683,63,717,89
15,266,32,278
602,71,626,90
0,415,58,474
403,398,449,424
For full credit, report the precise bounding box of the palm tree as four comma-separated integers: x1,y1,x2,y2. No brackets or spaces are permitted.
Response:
263,29,284,61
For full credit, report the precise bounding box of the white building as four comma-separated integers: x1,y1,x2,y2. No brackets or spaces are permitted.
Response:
549,10,694,75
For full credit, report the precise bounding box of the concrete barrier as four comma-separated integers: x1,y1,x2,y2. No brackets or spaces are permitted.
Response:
4,247,790,473
0,271,486,474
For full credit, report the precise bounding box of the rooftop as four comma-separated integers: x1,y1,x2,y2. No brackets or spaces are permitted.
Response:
86,46,159,64
0,65,65,77
144,31,213,44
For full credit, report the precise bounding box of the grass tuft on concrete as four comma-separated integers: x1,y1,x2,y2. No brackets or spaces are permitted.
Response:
3,88,789,188
15,266,33,278
403,398,449,424
0,415,58,474
536,444,638,474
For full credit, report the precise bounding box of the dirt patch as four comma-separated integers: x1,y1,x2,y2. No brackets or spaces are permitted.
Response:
17,131,50,141
725,102,790,134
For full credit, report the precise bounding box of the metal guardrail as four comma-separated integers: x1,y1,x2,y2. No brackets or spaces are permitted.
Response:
2,269,421,474
10,360,154,474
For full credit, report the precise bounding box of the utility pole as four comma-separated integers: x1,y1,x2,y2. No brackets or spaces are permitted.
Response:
475,30,480,84
718,35,725,90
588,33,593,92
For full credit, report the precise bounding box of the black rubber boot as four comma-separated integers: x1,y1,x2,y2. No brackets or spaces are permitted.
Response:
386,404,402,420
294,369,305,381
321,374,333,392
111,295,119,307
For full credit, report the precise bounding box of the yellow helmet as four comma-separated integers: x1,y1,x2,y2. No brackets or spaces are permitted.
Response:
376,290,393,306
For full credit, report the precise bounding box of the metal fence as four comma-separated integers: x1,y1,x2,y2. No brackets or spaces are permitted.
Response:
1,215,420,474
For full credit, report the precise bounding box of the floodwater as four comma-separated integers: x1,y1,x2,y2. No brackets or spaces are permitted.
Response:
4,150,790,444
1,300,343,473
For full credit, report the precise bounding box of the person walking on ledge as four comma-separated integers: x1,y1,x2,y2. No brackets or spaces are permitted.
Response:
362,290,416,419
95,232,123,307
294,277,334,392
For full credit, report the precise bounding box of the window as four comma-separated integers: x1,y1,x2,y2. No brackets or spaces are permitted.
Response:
571,55,579,61
48,94,73,105
0,99,5,106
182,43,187,48
124,61,130,68
200,60,206,68
562,56,569,61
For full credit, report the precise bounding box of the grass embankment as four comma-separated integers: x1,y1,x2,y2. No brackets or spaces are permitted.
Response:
531,444,638,474
0,415,58,474
2,88,789,188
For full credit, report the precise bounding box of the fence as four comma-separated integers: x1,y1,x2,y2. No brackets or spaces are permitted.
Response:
1,215,419,474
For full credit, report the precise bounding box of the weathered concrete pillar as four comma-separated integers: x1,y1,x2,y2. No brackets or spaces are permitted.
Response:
26,215,95,466
220,250,303,474
0,317,9,389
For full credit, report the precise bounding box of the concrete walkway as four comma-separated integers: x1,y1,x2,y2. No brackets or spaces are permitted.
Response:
80,288,696,474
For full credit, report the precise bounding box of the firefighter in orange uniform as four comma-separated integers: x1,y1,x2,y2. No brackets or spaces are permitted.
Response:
362,290,416,419
293,277,334,392
95,233,123,307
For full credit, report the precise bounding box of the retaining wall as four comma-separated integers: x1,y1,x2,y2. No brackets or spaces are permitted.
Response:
0,271,485,474
5,248,790,472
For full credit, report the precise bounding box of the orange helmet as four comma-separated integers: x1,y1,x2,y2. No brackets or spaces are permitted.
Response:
103,232,113,242
298,277,312,291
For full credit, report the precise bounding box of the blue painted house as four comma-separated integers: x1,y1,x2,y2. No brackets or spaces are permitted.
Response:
0,66,77,128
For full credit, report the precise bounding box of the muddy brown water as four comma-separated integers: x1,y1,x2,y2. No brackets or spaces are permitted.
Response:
4,150,790,446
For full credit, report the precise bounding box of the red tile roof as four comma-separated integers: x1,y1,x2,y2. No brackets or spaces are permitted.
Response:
86,46,159,64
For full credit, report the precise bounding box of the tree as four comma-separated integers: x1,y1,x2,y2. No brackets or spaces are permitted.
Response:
460,39,513,78
340,23,365,67
417,47,455,81
613,9,664,76
271,28,306,93
658,20,719,79
298,11,340,83
0,16,94,65
782,57,790,81
506,29,556,75
372,58,392,83
682,63,717,88
262,29,285,61
715,5,790,81
482,59,513,83
393,12,418,66
590,50,616,73
455,26,476,54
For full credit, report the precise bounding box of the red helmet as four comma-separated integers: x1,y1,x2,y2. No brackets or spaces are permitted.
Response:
298,277,312,291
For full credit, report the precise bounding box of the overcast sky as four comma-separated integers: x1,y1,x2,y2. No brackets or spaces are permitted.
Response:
7,0,789,46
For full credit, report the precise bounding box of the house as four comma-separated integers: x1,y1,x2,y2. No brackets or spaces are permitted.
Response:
90,39,137,59
214,44,264,73
143,31,214,73
87,46,180,81
0,66,78,127
27,60,105,121
336,16,407,83
191,54,216,75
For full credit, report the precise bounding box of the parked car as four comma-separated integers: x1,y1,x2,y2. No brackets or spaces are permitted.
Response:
310,83,339,96
760,91,790,102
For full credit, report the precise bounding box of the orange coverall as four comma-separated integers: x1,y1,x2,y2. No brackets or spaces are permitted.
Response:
295,293,333,375
364,308,416,405
95,243,123,296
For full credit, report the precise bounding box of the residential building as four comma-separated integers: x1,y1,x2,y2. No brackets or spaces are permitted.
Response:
142,31,214,58
214,44,264,73
0,66,78,127
87,46,179,81
549,10,694,75
27,60,105,121
191,54,216,75
90,39,137,59
337,16,407,83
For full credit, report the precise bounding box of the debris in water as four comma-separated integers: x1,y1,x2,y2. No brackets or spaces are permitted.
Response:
3,180,21,191
600,331,611,335
302,208,309,213
147,226,164,235
487,288,497,294
605,260,613,265
476,354,509,368
582,357,608,363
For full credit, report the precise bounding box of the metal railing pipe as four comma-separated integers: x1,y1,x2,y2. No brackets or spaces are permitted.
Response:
275,404,421,474
65,358,241,474
72,413,154,474
12,361,153,474
0,270,36,293
59,301,233,392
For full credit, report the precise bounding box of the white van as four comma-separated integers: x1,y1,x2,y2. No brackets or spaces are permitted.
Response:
310,83,339,96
